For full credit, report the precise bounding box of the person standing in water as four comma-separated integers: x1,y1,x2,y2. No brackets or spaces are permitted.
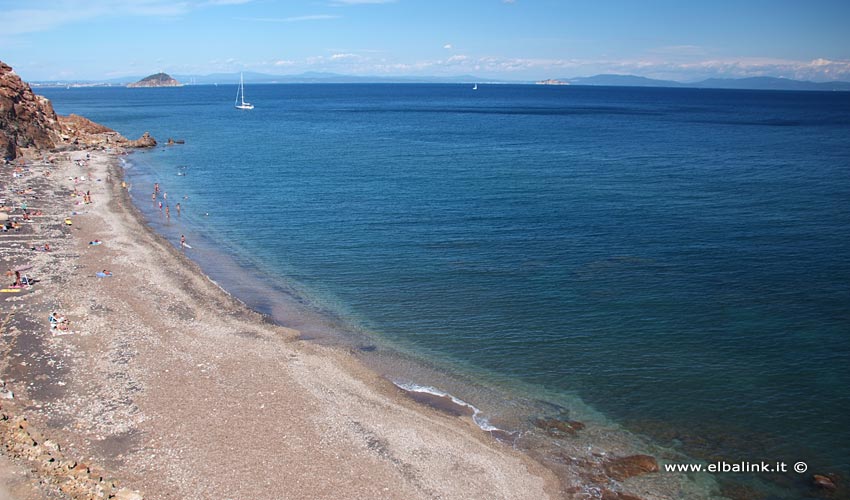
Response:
180,235,186,248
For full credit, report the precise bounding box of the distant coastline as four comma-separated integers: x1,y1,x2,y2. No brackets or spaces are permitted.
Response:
30,72,850,92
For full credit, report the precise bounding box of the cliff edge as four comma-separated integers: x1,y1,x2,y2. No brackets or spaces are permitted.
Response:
0,61,156,159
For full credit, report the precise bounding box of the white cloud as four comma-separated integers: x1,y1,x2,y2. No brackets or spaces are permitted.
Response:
236,15,340,22
331,53,360,60
443,44,453,50
0,0,254,35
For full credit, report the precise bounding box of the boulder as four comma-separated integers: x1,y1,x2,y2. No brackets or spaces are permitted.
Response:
126,132,157,148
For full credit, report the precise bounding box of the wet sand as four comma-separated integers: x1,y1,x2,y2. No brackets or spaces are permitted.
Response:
1,149,562,498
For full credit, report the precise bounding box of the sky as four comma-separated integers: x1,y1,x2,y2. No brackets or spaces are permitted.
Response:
2,0,850,82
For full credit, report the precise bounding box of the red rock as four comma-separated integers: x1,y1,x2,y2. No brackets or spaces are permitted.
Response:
125,132,157,148
0,61,59,157
1,59,156,158
603,454,660,481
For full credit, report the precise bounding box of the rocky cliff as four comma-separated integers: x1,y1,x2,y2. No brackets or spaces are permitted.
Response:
0,61,156,159
127,72,182,88
0,61,62,159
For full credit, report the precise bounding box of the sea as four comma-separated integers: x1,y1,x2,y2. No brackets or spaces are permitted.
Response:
41,83,850,498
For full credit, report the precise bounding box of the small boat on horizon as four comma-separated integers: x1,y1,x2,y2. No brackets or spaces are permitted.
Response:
473,83,478,90
235,72,254,110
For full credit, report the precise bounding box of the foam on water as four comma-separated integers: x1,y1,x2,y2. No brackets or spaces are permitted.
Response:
392,381,501,432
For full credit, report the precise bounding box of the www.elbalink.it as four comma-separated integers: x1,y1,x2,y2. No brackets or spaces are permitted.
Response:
664,461,809,474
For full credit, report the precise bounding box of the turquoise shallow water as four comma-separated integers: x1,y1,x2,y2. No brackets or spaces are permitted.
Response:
42,84,850,496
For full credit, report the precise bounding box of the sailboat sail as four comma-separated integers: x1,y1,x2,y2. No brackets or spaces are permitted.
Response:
235,73,254,110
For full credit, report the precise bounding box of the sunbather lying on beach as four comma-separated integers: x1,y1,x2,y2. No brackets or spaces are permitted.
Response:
49,312,70,331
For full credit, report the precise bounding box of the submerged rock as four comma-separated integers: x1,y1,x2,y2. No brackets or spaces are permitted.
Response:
813,473,837,491
533,417,585,438
603,454,660,481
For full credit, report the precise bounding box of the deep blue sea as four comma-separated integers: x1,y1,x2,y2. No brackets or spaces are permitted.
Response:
42,83,850,497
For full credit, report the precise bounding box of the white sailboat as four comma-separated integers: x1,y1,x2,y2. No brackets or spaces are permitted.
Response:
235,73,254,110
473,83,478,90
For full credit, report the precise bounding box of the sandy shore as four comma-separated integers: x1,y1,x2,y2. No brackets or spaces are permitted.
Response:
1,149,563,498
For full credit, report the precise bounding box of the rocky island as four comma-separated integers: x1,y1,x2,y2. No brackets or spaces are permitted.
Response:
126,72,182,88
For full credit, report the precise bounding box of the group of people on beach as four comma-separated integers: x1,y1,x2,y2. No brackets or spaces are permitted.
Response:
153,183,182,219
151,183,188,248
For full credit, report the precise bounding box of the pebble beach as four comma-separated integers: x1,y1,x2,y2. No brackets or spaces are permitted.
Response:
0,149,560,499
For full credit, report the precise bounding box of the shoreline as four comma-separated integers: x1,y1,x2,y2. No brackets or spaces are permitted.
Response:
0,144,742,500
119,151,722,500
1,149,566,498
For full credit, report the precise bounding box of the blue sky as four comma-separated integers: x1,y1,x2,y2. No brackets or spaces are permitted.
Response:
3,0,850,82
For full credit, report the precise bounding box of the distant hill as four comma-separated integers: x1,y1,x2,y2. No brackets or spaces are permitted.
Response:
127,72,182,88
565,74,684,88
690,76,850,91
171,71,489,85
561,74,850,91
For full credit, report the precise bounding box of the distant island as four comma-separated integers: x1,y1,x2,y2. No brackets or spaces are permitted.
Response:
127,72,182,88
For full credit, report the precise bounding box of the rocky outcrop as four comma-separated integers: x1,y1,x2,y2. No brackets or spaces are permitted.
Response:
0,60,157,158
125,131,157,148
127,72,181,88
0,61,61,159
0,412,144,499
